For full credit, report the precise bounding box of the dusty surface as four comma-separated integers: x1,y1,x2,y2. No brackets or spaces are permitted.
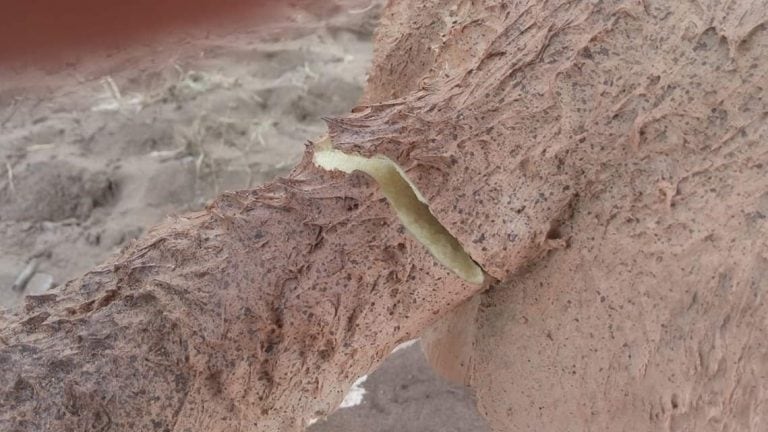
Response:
349,0,768,431
4,0,766,430
0,2,488,431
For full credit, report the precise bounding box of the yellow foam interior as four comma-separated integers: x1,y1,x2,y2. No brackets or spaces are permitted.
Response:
314,146,485,285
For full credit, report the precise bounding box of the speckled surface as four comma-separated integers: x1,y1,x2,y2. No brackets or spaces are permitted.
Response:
338,0,768,430
1,0,767,430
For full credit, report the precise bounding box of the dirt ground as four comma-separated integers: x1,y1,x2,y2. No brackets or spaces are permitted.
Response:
0,2,488,431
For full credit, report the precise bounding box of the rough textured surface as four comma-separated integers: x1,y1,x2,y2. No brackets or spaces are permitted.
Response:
1,2,490,431
351,0,768,430
2,0,768,431
0,157,484,431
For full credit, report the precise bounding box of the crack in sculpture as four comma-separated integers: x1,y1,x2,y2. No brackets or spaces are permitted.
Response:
314,139,486,285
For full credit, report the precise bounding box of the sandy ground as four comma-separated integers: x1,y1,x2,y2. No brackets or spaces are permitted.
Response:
0,3,488,431
312,341,490,432
0,4,377,306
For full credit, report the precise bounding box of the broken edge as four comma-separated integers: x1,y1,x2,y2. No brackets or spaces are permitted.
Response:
313,137,485,285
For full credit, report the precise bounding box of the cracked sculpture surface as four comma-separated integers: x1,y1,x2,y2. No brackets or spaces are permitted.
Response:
3,0,768,431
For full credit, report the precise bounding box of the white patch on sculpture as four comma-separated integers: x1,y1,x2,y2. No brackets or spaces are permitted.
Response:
339,375,368,408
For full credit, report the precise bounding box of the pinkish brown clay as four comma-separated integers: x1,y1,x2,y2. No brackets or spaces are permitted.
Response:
2,0,768,431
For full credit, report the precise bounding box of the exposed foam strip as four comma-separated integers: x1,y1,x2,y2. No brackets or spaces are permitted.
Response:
314,143,485,285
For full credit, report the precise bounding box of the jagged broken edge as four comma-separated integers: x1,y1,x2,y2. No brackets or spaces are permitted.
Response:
313,136,485,285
